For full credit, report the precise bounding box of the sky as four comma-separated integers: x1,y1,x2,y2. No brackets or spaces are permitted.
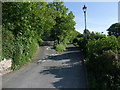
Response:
118,1,120,22
63,2,118,34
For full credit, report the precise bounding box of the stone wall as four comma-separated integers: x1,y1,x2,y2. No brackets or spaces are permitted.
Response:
0,58,12,75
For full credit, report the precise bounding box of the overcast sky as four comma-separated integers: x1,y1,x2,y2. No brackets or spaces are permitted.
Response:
64,2,118,34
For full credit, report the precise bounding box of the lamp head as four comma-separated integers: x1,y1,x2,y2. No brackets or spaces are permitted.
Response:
83,5,87,12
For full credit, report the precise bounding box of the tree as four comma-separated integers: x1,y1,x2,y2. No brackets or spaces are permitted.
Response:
49,2,76,45
49,2,68,40
107,23,120,37
2,2,58,69
83,29,90,39
2,2,77,68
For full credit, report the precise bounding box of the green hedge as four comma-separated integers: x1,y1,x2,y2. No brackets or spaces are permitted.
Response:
74,33,120,89
87,35,120,57
2,29,39,70
12,37,39,70
2,28,15,60
86,36,120,89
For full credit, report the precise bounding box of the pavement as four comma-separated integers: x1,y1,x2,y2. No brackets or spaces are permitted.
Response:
2,44,87,88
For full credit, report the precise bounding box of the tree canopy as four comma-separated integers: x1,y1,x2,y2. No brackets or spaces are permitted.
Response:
2,2,77,69
107,23,120,37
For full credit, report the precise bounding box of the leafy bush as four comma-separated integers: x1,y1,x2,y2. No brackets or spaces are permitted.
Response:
2,28,15,59
73,31,120,89
37,38,43,46
2,26,39,70
55,43,66,52
85,36,120,89
87,51,120,89
89,32,106,40
54,36,69,52
73,31,106,54
77,37,87,51
87,35,119,58
11,36,38,70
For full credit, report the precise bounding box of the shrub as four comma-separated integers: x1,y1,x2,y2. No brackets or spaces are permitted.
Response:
2,28,15,59
11,36,38,70
87,51,120,89
86,35,119,58
89,32,106,40
74,33,120,89
55,43,66,52
37,38,43,46
2,28,39,70
85,36,120,89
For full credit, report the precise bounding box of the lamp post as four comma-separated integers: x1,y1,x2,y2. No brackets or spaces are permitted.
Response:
83,5,87,30
83,5,87,39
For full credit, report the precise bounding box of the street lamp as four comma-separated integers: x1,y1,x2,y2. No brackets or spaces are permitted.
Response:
83,5,87,30
83,5,87,39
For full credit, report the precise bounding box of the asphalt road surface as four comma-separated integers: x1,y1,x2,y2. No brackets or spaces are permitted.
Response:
2,44,87,88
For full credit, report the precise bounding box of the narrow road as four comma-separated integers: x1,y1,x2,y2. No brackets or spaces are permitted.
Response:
2,44,87,88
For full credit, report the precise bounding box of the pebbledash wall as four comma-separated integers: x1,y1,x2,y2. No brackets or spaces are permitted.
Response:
0,58,12,89
118,1,120,23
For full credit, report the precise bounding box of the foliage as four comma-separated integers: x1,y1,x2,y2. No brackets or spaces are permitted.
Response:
86,50,120,89
89,32,106,40
86,36,120,89
73,30,106,56
55,43,66,52
87,51,120,89
87,35,120,57
48,2,76,49
107,23,120,37
83,29,90,39
2,2,46,69
12,38,38,70
2,2,76,69
2,27,15,59
73,30,120,89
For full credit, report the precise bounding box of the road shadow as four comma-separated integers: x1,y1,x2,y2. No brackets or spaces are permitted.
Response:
40,41,54,46
47,51,82,64
66,46,80,52
40,64,85,88
39,46,87,88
